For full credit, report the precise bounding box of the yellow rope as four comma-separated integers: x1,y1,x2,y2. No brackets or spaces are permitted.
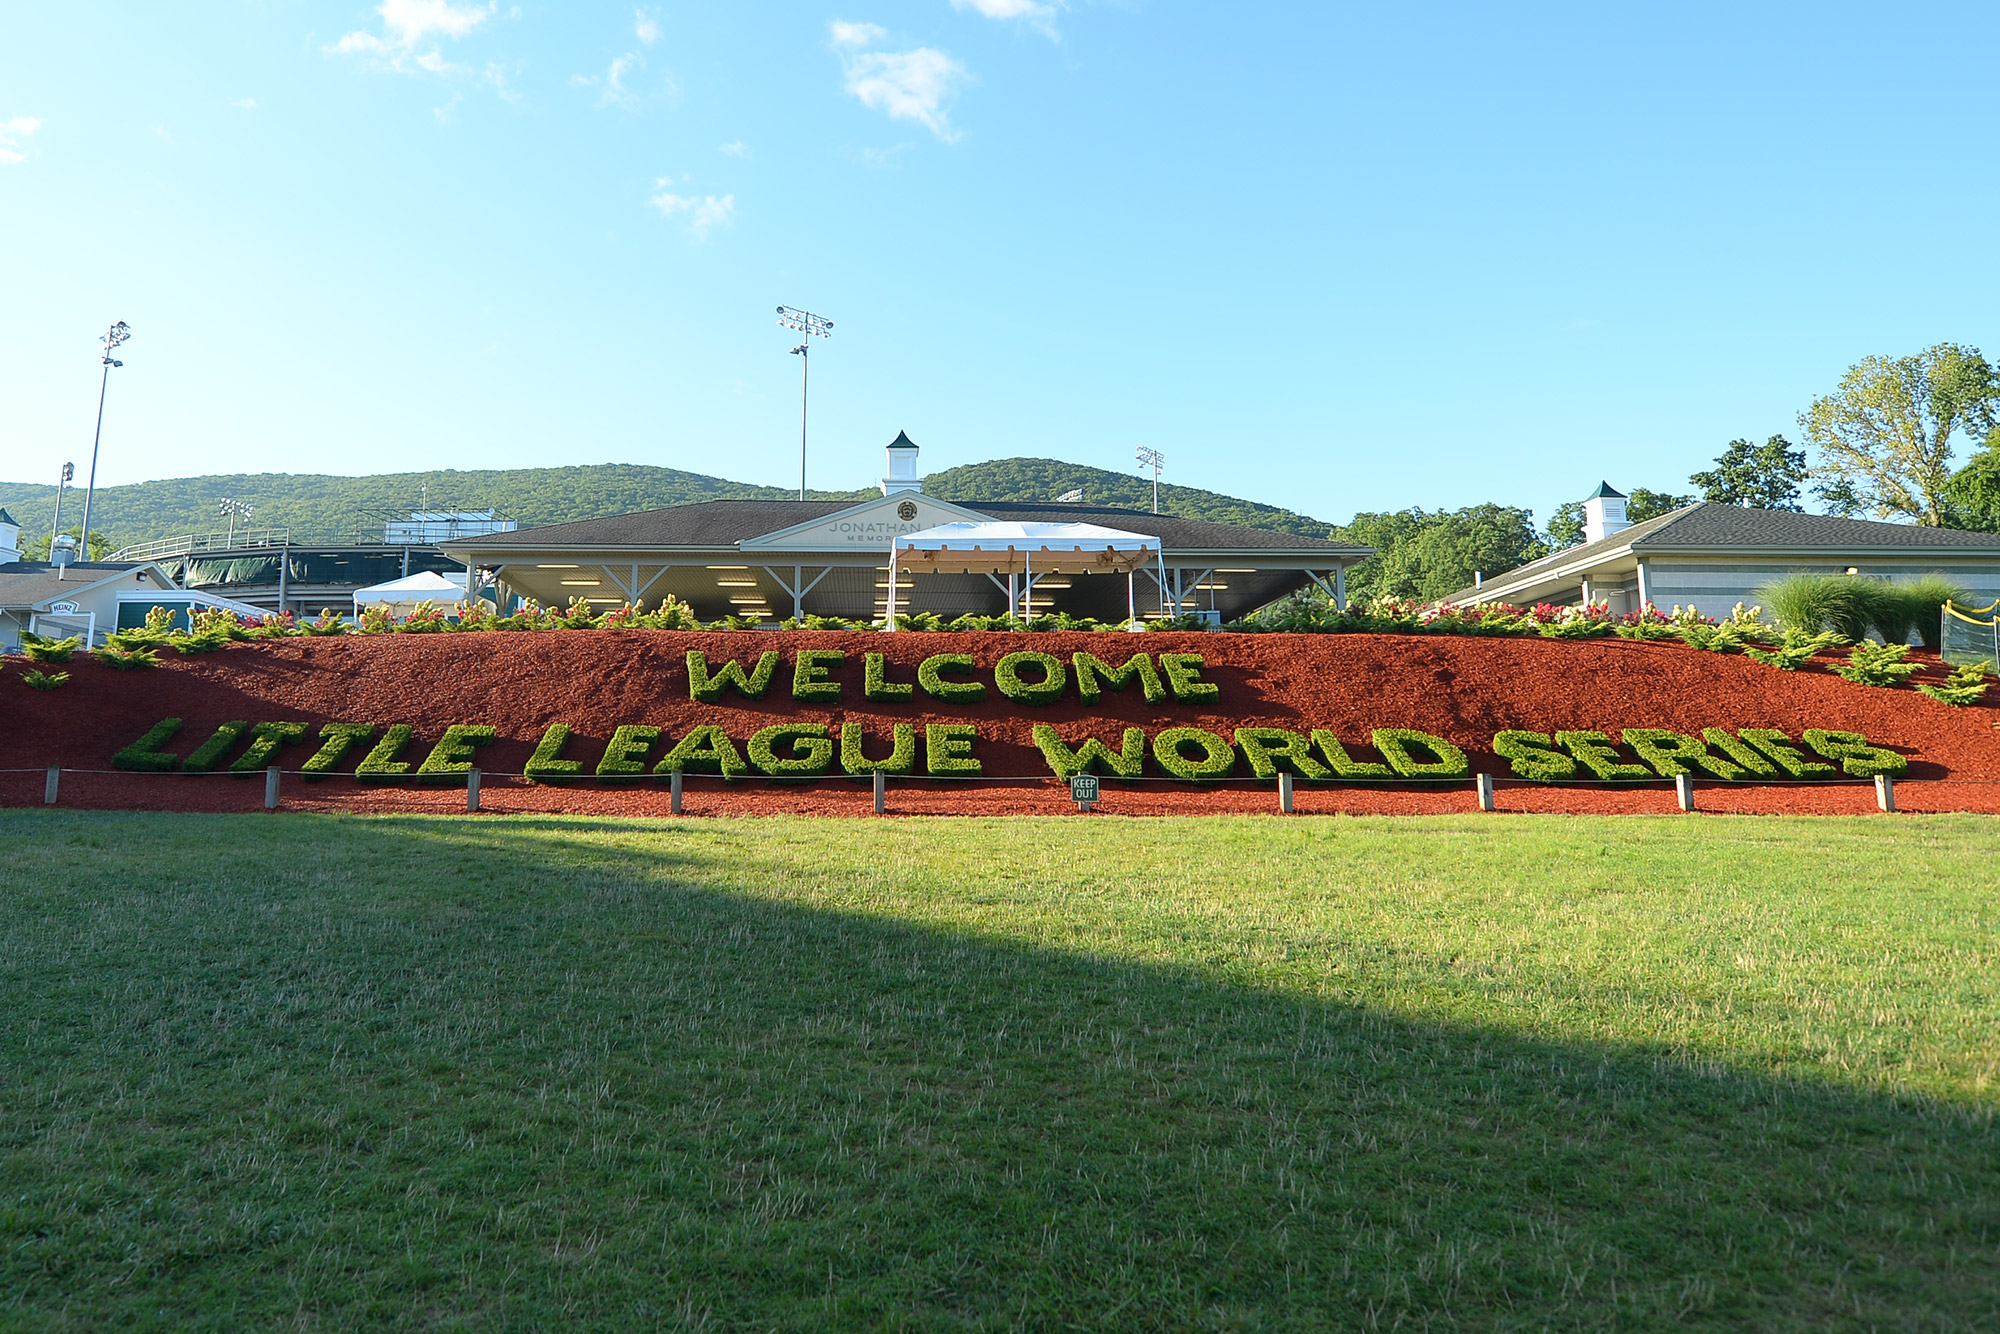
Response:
1943,600,2000,626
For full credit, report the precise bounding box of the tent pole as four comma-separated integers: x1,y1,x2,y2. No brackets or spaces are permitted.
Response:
1127,569,1135,624
886,546,898,631
1023,550,1032,622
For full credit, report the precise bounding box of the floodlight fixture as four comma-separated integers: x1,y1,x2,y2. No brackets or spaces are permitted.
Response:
77,321,132,570
219,496,254,546
1136,446,1165,514
776,305,833,500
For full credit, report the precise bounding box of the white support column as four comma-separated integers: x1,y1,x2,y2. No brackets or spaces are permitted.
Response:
1335,564,1346,609
1634,559,1651,611
885,547,899,630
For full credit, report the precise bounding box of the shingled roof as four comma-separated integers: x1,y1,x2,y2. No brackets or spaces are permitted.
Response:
448,498,1366,554
1452,503,2000,602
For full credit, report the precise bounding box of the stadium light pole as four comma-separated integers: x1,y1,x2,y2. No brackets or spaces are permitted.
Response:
1136,446,1165,514
49,461,74,556
219,497,252,547
776,305,832,500
78,320,131,564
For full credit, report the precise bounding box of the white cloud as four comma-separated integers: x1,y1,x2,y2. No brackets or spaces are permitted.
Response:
600,53,642,108
0,116,41,164
232,97,258,111
830,20,886,48
717,140,747,156
635,9,660,45
830,22,968,142
331,0,493,73
951,0,1061,39
649,183,736,239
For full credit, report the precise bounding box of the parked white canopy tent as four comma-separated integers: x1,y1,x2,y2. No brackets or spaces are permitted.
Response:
886,522,1162,629
351,570,472,618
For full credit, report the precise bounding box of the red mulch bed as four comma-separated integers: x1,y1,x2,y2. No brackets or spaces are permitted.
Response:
5,631,1998,816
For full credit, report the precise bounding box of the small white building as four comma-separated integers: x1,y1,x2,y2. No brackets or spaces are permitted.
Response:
0,507,266,651
1449,485,2000,617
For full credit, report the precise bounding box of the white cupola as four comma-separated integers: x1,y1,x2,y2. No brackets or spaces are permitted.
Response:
881,430,923,495
0,508,19,564
1582,482,1630,544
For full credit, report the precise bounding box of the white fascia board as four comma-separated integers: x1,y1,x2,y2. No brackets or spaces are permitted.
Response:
1451,543,1639,605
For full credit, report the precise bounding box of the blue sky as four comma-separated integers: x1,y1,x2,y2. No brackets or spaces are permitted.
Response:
3,1,1996,527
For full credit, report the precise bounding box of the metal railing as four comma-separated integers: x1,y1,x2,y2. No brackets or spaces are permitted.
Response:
108,529,292,561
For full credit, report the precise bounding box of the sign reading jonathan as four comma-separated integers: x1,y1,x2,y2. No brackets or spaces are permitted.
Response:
104,645,1916,786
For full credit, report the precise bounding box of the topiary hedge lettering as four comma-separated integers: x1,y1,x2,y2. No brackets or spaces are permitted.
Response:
994,651,1067,705
1151,727,1236,780
1032,724,1146,780
181,721,249,774
415,724,494,782
748,724,835,777
596,725,660,779
113,718,183,772
688,650,780,702
230,721,309,774
525,723,583,780
302,723,376,780
841,722,916,776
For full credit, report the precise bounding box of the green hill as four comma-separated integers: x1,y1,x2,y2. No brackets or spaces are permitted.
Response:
0,459,1336,553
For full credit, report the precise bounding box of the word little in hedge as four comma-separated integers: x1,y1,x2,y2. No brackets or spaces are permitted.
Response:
685,648,1216,707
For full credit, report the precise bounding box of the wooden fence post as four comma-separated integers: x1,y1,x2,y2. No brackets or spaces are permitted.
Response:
1475,772,1494,812
43,764,58,806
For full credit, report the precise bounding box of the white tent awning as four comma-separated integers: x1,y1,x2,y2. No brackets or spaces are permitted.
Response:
352,570,468,608
891,522,1158,575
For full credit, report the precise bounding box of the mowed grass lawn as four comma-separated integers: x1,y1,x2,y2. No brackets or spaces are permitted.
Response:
1,812,1996,1330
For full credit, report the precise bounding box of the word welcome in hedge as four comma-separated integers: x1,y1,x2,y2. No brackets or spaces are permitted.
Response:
110,717,1909,784
683,648,1219,706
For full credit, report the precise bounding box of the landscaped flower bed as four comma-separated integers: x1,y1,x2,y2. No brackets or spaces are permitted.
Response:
4,625,1998,815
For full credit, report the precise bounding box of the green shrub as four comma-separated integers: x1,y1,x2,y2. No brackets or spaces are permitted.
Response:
1834,642,1920,688
917,654,985,702
112,718,184,772
1802,729,1907,778
524,723,584,780
1613,620,1679,641
1232,728,1330,780
687,650,780,702
1555,731,1651,781
747,724,836,777
1675,623,1751,654
180,721,249,773
21,631,80,663
1757,573,1871,640
1371,729,1469,779
1150,727,1235,781
355,724,416,783
1308,731,1394,779
924,723,982,775
170,631,231,655
94,646,160,670
230,721,310,773
1737,729,1835,778
863,653,914,701
1071,652,1166,705
1491,731,1576,782
1898,574,1971,649
416,725,495,781
1157,653,1219,703
1032,725,1146,780
655,726,748,779
791,650,845,702
1744,630,1841,670
595,725,660,778
840,723,917,776
20,669,68,691
994,651,1067,705
301,723,377,779
1917,659,1993,707
1620,729,1746,780
301,609,349,636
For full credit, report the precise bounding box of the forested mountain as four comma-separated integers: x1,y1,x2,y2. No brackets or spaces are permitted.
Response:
0,458,1337,552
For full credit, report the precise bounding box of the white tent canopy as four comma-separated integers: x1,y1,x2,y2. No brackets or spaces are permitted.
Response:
351,570,470,615
887,522,1162,628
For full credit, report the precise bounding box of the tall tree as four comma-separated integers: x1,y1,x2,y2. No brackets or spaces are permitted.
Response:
1799,343,1999,526
1944,426,2000,532
1333,504,1546,602
1690,436,1807,509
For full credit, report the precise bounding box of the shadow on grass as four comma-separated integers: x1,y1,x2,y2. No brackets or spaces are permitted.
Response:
0,811,1994,1331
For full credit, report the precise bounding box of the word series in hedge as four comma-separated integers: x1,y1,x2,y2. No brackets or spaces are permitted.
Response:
106,648,1910,783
